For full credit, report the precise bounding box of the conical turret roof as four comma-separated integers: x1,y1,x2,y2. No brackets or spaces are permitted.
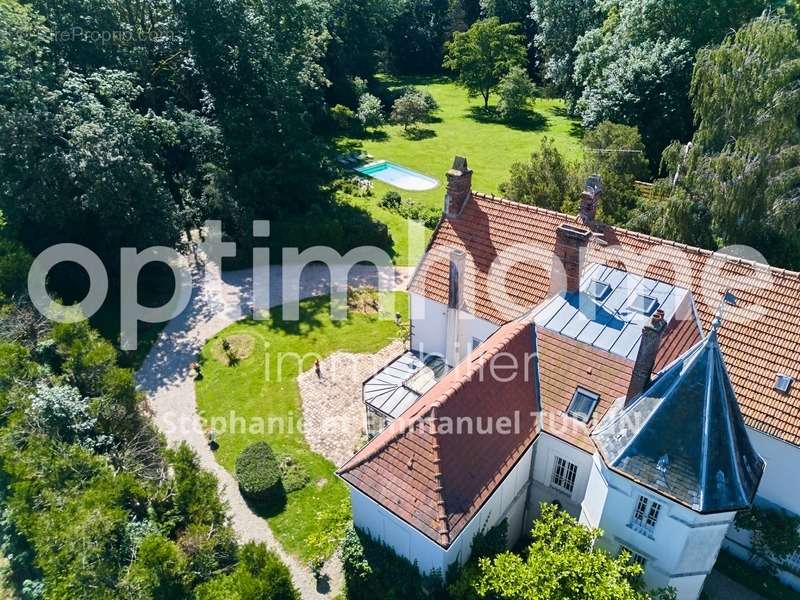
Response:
593,327,765,513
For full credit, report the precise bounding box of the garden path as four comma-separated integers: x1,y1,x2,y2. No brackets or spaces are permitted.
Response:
136,253,411,599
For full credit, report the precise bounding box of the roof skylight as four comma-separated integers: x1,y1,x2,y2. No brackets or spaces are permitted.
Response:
775,374,794,394
628,294,659,316
588,280,612,301
568,388,600,423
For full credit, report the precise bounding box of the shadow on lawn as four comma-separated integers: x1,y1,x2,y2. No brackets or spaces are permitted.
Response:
466,106,548,131
377,73,451,89
257,295,347,338
402,127,437,140
243,486,288,519
348,128,389,142
549,105,585,139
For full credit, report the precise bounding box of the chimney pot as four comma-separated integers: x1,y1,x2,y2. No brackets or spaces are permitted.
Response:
625,310,668,406
552,224,592,296
445,156,473,218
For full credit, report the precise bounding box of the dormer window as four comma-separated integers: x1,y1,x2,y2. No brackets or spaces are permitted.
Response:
568,388,599,423
588,280,612,301
628,294,659,316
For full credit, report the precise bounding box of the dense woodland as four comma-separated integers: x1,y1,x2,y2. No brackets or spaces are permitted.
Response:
1,0,800,597
1,0,798,277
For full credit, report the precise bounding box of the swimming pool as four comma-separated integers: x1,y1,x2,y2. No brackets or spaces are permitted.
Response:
356,160,439,191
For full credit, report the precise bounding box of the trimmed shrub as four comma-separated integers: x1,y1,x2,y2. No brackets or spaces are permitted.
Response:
278,455,310,494
331,104,357,130
497,66,536,122
379,191,402,210
390,88,438,131
235,442,283,502
379,191,440,228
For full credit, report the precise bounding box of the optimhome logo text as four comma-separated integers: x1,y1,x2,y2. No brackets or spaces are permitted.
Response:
25,219,776,351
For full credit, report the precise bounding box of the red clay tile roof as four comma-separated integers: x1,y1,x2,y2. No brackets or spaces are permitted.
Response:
535,327,635,453
338,319,540,547
410,193,800,446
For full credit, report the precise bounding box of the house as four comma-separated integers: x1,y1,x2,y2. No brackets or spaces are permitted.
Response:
337,158,800,599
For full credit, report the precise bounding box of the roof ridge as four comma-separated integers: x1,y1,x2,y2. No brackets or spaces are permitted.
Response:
470,192,800,280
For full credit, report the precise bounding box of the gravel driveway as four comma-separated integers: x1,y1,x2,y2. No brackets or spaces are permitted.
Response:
136,256,411,599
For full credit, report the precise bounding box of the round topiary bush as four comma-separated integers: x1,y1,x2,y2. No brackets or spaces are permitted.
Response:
235,442,283,502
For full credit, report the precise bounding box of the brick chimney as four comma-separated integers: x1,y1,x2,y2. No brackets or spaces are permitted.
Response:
552,224,592,295
578,175,603,226
444,156,473,218
625,310,667,406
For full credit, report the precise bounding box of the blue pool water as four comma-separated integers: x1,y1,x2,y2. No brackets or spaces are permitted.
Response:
356,160,439,191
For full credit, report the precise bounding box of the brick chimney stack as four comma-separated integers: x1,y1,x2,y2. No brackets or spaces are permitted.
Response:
625,309,667,406
578,175,603,227
444,156,473,218
552,224,592,296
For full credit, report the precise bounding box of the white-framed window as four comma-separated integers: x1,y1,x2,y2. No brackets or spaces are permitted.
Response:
619,544,647,568
567,388,599,423
630,495,662,538
471,337,483,351
551,456,578,495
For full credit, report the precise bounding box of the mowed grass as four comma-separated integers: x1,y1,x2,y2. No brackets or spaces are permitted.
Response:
195,292,409,562
337,76,583,265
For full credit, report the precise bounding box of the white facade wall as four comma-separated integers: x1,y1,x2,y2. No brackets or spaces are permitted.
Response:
581,455,735,600
347,443,535,574
721,427,800,591
747,428,800,516
528,433,594,519
409,293,498,361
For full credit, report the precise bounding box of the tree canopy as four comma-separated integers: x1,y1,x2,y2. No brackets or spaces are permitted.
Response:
474,504,666,600
656,15,800,266
531,0,599,105
443,17,527,108
566,0,768,164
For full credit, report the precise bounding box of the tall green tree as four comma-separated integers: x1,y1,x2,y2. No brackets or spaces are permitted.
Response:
448,0,482,33
443,17,527,108
179,0,328,227
387,0,452,74
0,66,204,259
572,0,768,166
30,0,201,110
582,121,650,223
500,137,581,210
658,15,800,266
0,1,218,265
320,0,397,106
530,0,598,104
474,504,660,600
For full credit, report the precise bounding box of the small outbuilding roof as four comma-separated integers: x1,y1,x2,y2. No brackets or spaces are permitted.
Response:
363,351,447,420
593,326,766,513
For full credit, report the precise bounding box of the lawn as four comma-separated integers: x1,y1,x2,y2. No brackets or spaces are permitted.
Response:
336,75,584,265
195,292,409,563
